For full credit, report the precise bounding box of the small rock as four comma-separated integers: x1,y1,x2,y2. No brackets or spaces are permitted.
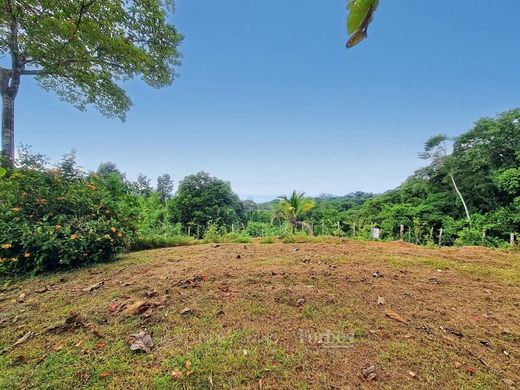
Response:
17,293,27,303
373,271,382,278
296,298,306,306
180,307,193,316
377,296,385,305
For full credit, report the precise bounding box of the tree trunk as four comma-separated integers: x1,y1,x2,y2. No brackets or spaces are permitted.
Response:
1,93,15,167
449,173,471,222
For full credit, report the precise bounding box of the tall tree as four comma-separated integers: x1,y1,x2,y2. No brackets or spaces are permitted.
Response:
156,173,173,202
276,191,316,234
0,0,182,167
419,135,471,222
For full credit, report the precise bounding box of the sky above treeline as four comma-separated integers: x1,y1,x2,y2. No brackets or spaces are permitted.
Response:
14,0,520,202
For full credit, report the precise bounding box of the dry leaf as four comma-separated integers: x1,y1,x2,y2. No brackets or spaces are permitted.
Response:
125,301,151,316
384,308,408,324
377,296,385,305
82,281,104,292
97,340,106,350
128,330,154,353
362,365,377,381
185,360,192,369
171,370,182,380
13,331,34,347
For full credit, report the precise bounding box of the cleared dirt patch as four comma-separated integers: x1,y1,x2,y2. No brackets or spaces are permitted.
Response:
1,241,519,389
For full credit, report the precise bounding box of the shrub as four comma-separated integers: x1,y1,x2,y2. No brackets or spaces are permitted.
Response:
131,235,195,250
0,168,136,275
259,236,275,244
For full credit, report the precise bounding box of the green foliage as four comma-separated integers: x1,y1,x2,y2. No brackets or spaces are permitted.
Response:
0,0,183,120
276,191,315,234
202,224,252,244
0,166,135,275
131,235,195,251
346,0,379,48
344,108,520,246
170,172,245,238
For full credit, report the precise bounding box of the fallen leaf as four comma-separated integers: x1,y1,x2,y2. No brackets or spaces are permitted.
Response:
100,372,112,378
466,367,477,376
17,293,27,303
35,286,48,294
180,307,193,316
47,313,86,334
128,330,154,353
362,365,377,381
384,308,408,324
125,301,151,316
13,331,34,347
408,371,416,378
171,370,182,380
97,340,106,350
185,360,192,369
82,281,104,292
377,296,385,305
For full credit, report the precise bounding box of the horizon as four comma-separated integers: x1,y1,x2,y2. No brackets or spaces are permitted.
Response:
10,0,520,201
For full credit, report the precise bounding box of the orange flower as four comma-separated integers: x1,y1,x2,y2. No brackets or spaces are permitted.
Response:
1,243,12,249
11,207,22,212
110,227,117,233
24,252,31,258
70,234,79,240
36,199,47,205
117,232,123,238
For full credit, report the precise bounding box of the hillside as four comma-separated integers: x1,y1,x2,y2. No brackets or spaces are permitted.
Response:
1,241,519,389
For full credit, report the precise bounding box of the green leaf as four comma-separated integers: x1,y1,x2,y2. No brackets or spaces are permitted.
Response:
0,167,6,178
347,0,378,34
346,0,379,48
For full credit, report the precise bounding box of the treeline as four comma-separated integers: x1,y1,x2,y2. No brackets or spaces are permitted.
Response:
1,108,518,275
298,108,519,247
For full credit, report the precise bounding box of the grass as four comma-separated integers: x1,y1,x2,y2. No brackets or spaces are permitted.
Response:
0,241,519,389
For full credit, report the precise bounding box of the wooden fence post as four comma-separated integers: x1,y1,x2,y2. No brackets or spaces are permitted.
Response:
400,225,404,241
187,226,191,237
511,233,516,246
438,228,443,246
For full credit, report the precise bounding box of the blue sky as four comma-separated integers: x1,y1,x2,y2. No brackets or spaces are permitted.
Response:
14,0,520,202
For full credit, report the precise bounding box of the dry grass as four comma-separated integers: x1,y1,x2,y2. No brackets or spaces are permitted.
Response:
1,240,519,389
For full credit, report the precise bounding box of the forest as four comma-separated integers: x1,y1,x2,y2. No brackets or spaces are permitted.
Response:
1,108,518,275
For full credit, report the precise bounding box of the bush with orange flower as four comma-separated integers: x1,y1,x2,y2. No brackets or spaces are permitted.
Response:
0,165,136,275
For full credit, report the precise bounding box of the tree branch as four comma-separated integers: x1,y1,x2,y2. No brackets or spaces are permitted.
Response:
76,0,97,30
21,69,45,76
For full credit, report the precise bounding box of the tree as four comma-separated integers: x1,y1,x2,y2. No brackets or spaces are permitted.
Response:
276,191,316,234
133,173,152,196
0,0,183,167
156,173,174,202
419,135,471,222
97,162,125,180
169,171,244,237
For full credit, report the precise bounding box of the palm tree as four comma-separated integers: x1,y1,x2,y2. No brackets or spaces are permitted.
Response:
276,191,316,235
